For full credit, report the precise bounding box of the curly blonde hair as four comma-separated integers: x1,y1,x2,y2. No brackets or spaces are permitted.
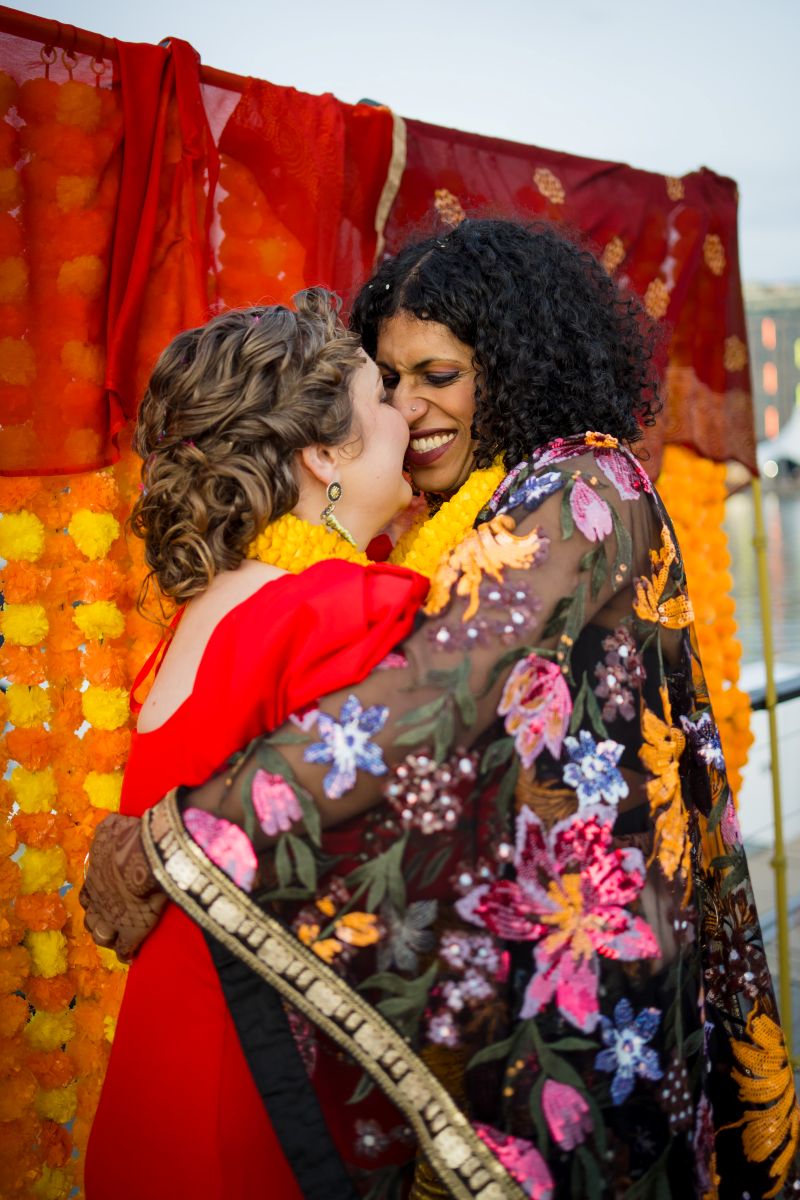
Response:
131,288,363,604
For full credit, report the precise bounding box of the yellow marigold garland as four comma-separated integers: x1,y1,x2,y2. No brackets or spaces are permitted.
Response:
246,511,371,571
389,459,507,579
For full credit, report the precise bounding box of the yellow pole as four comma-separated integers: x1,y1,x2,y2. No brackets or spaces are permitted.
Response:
751,474,793,1058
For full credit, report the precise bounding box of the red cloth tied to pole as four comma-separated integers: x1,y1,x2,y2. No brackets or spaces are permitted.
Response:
383,118,755,475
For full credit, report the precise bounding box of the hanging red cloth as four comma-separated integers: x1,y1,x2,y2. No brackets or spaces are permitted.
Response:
383,118,755,475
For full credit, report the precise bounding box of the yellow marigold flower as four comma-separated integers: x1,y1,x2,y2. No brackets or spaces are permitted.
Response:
35,1082,77,1124
83,770,122,812
25,930,68,978
729,1005,800,1198
10,766,57,814
0,255,28,303
82,686,129,731
0,602,49,646
0,335,35,385
33,1164,74,1200
97,946,128,973
25,1009,75,1052
19,847,66,896
57,254,105,299
67,509,120,560
0,509,45,561
6,683,51,727
72,599,125,642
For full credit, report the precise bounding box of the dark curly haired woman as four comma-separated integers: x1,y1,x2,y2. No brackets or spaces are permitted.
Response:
83,220,798,1199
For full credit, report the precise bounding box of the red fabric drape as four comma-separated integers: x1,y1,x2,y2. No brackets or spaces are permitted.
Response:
383,119,755,474
217,79,394,302
105,38,218,438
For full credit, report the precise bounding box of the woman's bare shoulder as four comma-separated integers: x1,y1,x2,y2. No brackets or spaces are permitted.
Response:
136,561,287,733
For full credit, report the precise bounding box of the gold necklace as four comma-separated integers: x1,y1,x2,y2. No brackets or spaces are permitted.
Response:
388,459,506,579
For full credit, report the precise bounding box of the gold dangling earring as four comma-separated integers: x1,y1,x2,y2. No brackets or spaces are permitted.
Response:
320,480,357,547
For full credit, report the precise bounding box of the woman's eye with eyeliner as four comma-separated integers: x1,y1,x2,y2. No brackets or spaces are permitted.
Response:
381,373,399,390
426,371,460,386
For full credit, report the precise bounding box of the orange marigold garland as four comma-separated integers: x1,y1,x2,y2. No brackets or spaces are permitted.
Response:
655,446,753,800
0,429,159,1195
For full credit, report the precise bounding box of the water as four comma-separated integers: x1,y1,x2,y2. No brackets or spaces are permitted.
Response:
725,489,800,669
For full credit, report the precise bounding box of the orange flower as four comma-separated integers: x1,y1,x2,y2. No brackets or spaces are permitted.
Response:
728,1004,800,1198
426,514,549,621
6,727,54,771
0,561,48,603
27,1048,75,1090
24,975,76,1014
15,893,67,932
640,686,691,894
81,728,131,773
39,1119,72,1168
12,812,69,850
2,644,48,685
0,994,30,1039
0,857,21,901
633,527,694,629
0,945,31,992
334,912,382,948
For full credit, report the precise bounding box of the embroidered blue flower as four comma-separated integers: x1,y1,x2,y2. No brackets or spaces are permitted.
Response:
562,730,629,809
594,998,663,1105
504,470,565,513
679,712,725,771
304,695,389,799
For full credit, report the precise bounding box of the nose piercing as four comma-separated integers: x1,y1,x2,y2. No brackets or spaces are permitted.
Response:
411,405,417,413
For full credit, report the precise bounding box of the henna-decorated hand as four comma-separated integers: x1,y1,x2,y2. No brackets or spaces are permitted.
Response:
79,813,167,963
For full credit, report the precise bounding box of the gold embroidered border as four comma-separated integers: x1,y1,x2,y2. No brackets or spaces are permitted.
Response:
141,792,526,1200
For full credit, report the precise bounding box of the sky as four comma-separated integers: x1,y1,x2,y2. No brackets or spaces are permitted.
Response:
20,0,800,283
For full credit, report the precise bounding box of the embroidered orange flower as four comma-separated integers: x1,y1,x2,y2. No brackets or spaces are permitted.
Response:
633,526,694,629
728,1005,800,1197
425,514,549,621
640,686,690,894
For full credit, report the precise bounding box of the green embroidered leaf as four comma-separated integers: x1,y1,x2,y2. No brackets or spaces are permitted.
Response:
466,1034,515,1071
480,737,515,775
707,786,729,833
590,544,609,599
576,1146,605,1200
454,677,477,727
556,581,586,683
295,784,321,847
569,675,589,734
239,770,257,842
433,707,455,763
610,505,633,585
274,834,292,890
560,480,575,539
545,1036,600,1052
682,1027,704,1057
418,844,455,890
542,594,574,639
528,1073,550,1154
346,1070,375,1106
720,853,749,898
286,833,316,893
396,695,448,727
394,718,440,746
495,758,520,824
361,961,438,1037
585,684,609,740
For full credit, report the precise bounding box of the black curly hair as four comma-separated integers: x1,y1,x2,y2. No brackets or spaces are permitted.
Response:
350,218,663,469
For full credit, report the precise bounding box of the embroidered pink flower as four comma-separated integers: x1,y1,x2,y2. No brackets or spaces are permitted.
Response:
498,654,571,767
595,447,652,500
183,808,258,892
570,477,613,542
251,770,302,837
541,1080,593,1149
459,806,660,1033
721,797,743,848
474,1125,554,1199
376,652,408,670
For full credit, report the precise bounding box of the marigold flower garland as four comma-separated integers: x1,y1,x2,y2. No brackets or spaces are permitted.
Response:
389,460,507,579
655,445,752,798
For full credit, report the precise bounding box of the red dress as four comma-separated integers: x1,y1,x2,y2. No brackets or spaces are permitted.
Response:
84,562,427,1200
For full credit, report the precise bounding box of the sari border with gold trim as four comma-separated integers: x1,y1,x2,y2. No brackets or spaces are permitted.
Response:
141,791,526,1200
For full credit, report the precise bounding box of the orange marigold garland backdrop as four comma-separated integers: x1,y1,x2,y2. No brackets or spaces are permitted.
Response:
0,439,159,1198
656,445,753,798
